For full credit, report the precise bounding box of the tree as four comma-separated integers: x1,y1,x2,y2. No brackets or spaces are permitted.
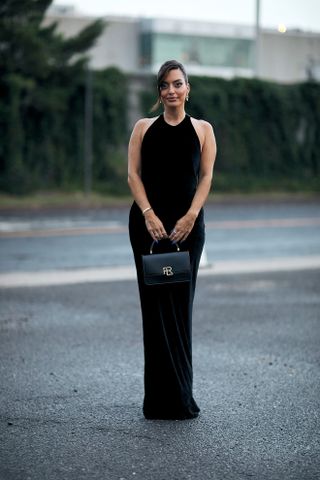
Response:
0,0,105,193
0,0,105,78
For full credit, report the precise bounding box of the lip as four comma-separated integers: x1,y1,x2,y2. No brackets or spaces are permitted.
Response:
167,97,178,101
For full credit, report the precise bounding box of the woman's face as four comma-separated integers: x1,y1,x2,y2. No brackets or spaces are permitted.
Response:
159,68,190,108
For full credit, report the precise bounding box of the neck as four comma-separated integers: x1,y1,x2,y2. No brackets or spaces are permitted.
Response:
163,107,186,125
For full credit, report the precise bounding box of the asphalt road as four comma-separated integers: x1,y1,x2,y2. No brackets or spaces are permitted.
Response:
1,197,319,479
1,269,320,480
1,198,320,273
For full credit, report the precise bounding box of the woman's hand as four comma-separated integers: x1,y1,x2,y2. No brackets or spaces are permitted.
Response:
144,210,168,242
169,211,197,243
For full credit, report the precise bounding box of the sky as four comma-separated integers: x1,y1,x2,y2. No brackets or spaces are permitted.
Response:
53,0,320,33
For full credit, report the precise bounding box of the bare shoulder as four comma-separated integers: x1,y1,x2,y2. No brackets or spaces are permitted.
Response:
190,117,214,149
133,116,159,139
192,117,214,132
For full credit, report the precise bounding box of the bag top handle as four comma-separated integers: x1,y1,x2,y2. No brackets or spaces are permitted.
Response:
150,240,180,255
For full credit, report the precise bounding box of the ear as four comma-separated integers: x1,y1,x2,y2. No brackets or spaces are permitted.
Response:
187,83,190,94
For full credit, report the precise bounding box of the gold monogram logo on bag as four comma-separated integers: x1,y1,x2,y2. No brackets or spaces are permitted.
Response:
163,266,174,276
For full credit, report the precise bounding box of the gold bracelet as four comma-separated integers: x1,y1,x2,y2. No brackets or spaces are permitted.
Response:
142,206,152,216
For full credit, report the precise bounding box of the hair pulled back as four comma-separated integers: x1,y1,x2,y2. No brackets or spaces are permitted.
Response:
151,60,188,112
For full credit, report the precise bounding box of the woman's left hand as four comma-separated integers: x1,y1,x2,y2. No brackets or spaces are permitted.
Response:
169,212,197,243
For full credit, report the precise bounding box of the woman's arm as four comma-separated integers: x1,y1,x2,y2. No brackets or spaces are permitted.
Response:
128,119,168,241
169,121,217,242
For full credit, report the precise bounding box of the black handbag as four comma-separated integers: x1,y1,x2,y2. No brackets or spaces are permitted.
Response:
142,240,191,286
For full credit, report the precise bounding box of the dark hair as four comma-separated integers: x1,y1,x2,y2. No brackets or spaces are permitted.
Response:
151,60,189,112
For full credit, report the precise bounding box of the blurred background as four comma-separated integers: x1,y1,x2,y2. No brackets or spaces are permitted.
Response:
0,0,319,202
0,0,319,280
1,4,320,477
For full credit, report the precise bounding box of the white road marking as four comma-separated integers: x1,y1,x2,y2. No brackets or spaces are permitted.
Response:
1,256,320,288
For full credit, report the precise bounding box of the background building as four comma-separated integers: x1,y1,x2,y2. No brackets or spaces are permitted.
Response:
45,7,320,126
46,6,320,83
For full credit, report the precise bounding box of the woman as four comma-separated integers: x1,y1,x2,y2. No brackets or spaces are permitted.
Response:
128,60,217,420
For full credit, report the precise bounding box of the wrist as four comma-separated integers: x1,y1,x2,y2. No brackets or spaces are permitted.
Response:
143,209,154,219
142,206,153,216
187,209,198,220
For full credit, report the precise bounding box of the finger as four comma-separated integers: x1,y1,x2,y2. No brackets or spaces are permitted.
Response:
169,228,177,240
174,233,183,242
171,233,182,243
176,231,189,243
157,224,168,238
157,230,167,240
149,229,157,241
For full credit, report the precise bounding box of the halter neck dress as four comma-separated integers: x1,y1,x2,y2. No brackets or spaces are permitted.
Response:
129,113,205,419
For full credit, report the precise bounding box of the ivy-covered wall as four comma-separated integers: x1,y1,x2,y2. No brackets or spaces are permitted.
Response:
0,68,128,194
1,71,319,195
141,76,320,192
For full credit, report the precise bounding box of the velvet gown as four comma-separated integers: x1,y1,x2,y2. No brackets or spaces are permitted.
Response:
129,113,205,419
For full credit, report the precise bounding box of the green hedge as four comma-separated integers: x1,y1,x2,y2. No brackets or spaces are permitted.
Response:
1,70,319,195
0,68,128,195
141,76,320,192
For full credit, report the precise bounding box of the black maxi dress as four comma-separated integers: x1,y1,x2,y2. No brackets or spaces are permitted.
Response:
129,113,205,419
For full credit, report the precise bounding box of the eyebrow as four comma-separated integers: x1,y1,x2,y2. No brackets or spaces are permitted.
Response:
162,79,183,84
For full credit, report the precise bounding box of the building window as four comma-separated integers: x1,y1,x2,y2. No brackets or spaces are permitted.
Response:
140,32,152,66
140,32,254,69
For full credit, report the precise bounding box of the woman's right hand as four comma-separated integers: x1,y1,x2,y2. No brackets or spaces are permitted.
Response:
144,210,168,241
